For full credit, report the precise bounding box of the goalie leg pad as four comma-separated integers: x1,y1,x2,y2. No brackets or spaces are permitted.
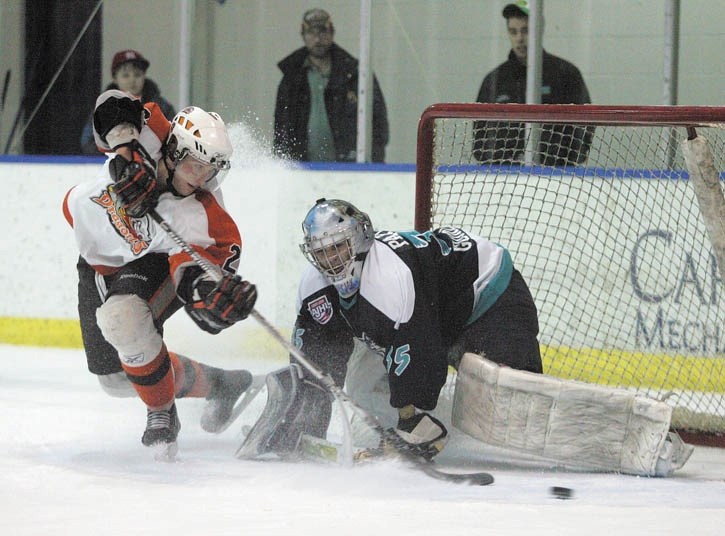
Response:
344,338,396,447
452,352,693,476
235,364,332,459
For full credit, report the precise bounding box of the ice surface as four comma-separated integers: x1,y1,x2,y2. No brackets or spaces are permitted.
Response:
1,344,724,536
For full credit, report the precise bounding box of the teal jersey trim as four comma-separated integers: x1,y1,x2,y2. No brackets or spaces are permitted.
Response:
339,294,357,310
466,247,513,326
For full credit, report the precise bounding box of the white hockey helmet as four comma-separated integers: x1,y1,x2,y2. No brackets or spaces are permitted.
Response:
300,198,375,298
166,106,233,191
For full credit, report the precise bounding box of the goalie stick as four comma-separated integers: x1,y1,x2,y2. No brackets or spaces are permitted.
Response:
297,434,491,479
149,209,494,486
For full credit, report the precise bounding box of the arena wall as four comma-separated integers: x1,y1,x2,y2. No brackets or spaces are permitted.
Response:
0,154,414,362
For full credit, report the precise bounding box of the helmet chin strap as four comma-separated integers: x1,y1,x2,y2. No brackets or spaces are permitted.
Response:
166,171,185,197
161,154,188,198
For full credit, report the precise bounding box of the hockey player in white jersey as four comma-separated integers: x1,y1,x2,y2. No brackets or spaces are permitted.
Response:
63,90,257,457
239,198,542,460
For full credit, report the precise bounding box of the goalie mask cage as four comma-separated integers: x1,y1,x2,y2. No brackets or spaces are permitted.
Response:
415,103,725,447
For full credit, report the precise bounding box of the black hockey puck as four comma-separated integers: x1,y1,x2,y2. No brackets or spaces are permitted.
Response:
549,486,574,500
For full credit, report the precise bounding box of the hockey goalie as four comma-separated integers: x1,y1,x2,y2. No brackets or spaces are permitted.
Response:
237,198,692,477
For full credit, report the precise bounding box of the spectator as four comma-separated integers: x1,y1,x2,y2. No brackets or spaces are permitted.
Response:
80,50,176,155
273,8,389,162
473,1,593,166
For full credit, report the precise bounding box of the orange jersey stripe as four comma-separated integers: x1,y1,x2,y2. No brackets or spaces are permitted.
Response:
144,102,171,141
168,190,242,283
62,187,75,227
168,351,212,398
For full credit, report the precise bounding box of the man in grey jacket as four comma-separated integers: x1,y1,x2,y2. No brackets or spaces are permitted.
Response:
273,9,389,163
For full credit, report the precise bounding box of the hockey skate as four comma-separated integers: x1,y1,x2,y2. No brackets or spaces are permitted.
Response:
201,369,257,434
142,403,181,461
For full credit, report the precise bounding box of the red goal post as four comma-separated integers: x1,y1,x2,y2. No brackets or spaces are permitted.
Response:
415,103,725,446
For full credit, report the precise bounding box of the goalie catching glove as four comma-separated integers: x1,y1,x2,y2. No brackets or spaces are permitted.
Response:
109,140,159,218
390,405,448,461
179,267,257,334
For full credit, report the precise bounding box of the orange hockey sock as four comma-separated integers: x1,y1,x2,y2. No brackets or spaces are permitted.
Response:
168,351,213,399
122,344,176,409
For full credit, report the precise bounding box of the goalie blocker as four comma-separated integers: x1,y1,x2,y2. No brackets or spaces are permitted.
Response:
453,352,693,477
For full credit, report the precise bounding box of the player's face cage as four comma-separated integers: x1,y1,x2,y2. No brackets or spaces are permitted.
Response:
301,230,355,281
174,150,230,184
166,132,231,191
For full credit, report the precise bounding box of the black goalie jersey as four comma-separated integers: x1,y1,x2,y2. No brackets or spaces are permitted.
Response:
293,227,515,410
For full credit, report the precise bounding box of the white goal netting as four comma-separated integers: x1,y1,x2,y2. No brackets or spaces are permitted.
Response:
415,104,725,443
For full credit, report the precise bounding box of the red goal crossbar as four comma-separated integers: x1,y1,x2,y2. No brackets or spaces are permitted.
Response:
413,103,725,446
415,103,725,231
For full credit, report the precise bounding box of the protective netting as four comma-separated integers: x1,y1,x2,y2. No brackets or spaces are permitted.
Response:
416,104,725,438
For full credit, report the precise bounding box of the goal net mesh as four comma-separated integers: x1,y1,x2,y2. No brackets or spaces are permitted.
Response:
415,104,725,442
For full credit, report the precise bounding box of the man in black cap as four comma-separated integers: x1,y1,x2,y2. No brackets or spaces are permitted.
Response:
473,1,593,166
273,8,389,162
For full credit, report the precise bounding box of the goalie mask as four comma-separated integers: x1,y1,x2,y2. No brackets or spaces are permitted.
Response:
300,198,375,298
165,106,233,193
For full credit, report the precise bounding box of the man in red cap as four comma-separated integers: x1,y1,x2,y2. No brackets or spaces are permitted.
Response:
80,50,175,154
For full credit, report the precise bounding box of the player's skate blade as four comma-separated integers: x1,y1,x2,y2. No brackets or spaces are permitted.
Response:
151,440,179,462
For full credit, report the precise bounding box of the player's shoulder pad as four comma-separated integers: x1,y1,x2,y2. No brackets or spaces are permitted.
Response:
373,230,414,252
296,264,333,313
359,242,415,324
143,101,172,142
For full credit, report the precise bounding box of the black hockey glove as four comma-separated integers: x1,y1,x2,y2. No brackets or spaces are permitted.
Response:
389,410,448,461
109,141,159,218
184,272,258,335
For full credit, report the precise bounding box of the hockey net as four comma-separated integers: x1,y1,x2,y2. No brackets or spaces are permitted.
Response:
415,103,725,446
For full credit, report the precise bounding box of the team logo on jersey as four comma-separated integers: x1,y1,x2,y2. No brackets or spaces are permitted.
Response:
307,295,333,324
91,188,150,256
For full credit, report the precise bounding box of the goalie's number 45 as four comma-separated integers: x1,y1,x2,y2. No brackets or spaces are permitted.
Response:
385,344,411,376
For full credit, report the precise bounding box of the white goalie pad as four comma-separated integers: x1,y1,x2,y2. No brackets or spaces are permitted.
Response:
344,338,397,447
452,352,693,476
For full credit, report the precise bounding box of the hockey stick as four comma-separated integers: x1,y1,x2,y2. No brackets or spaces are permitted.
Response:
149,209,362,461
149,209,493,485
